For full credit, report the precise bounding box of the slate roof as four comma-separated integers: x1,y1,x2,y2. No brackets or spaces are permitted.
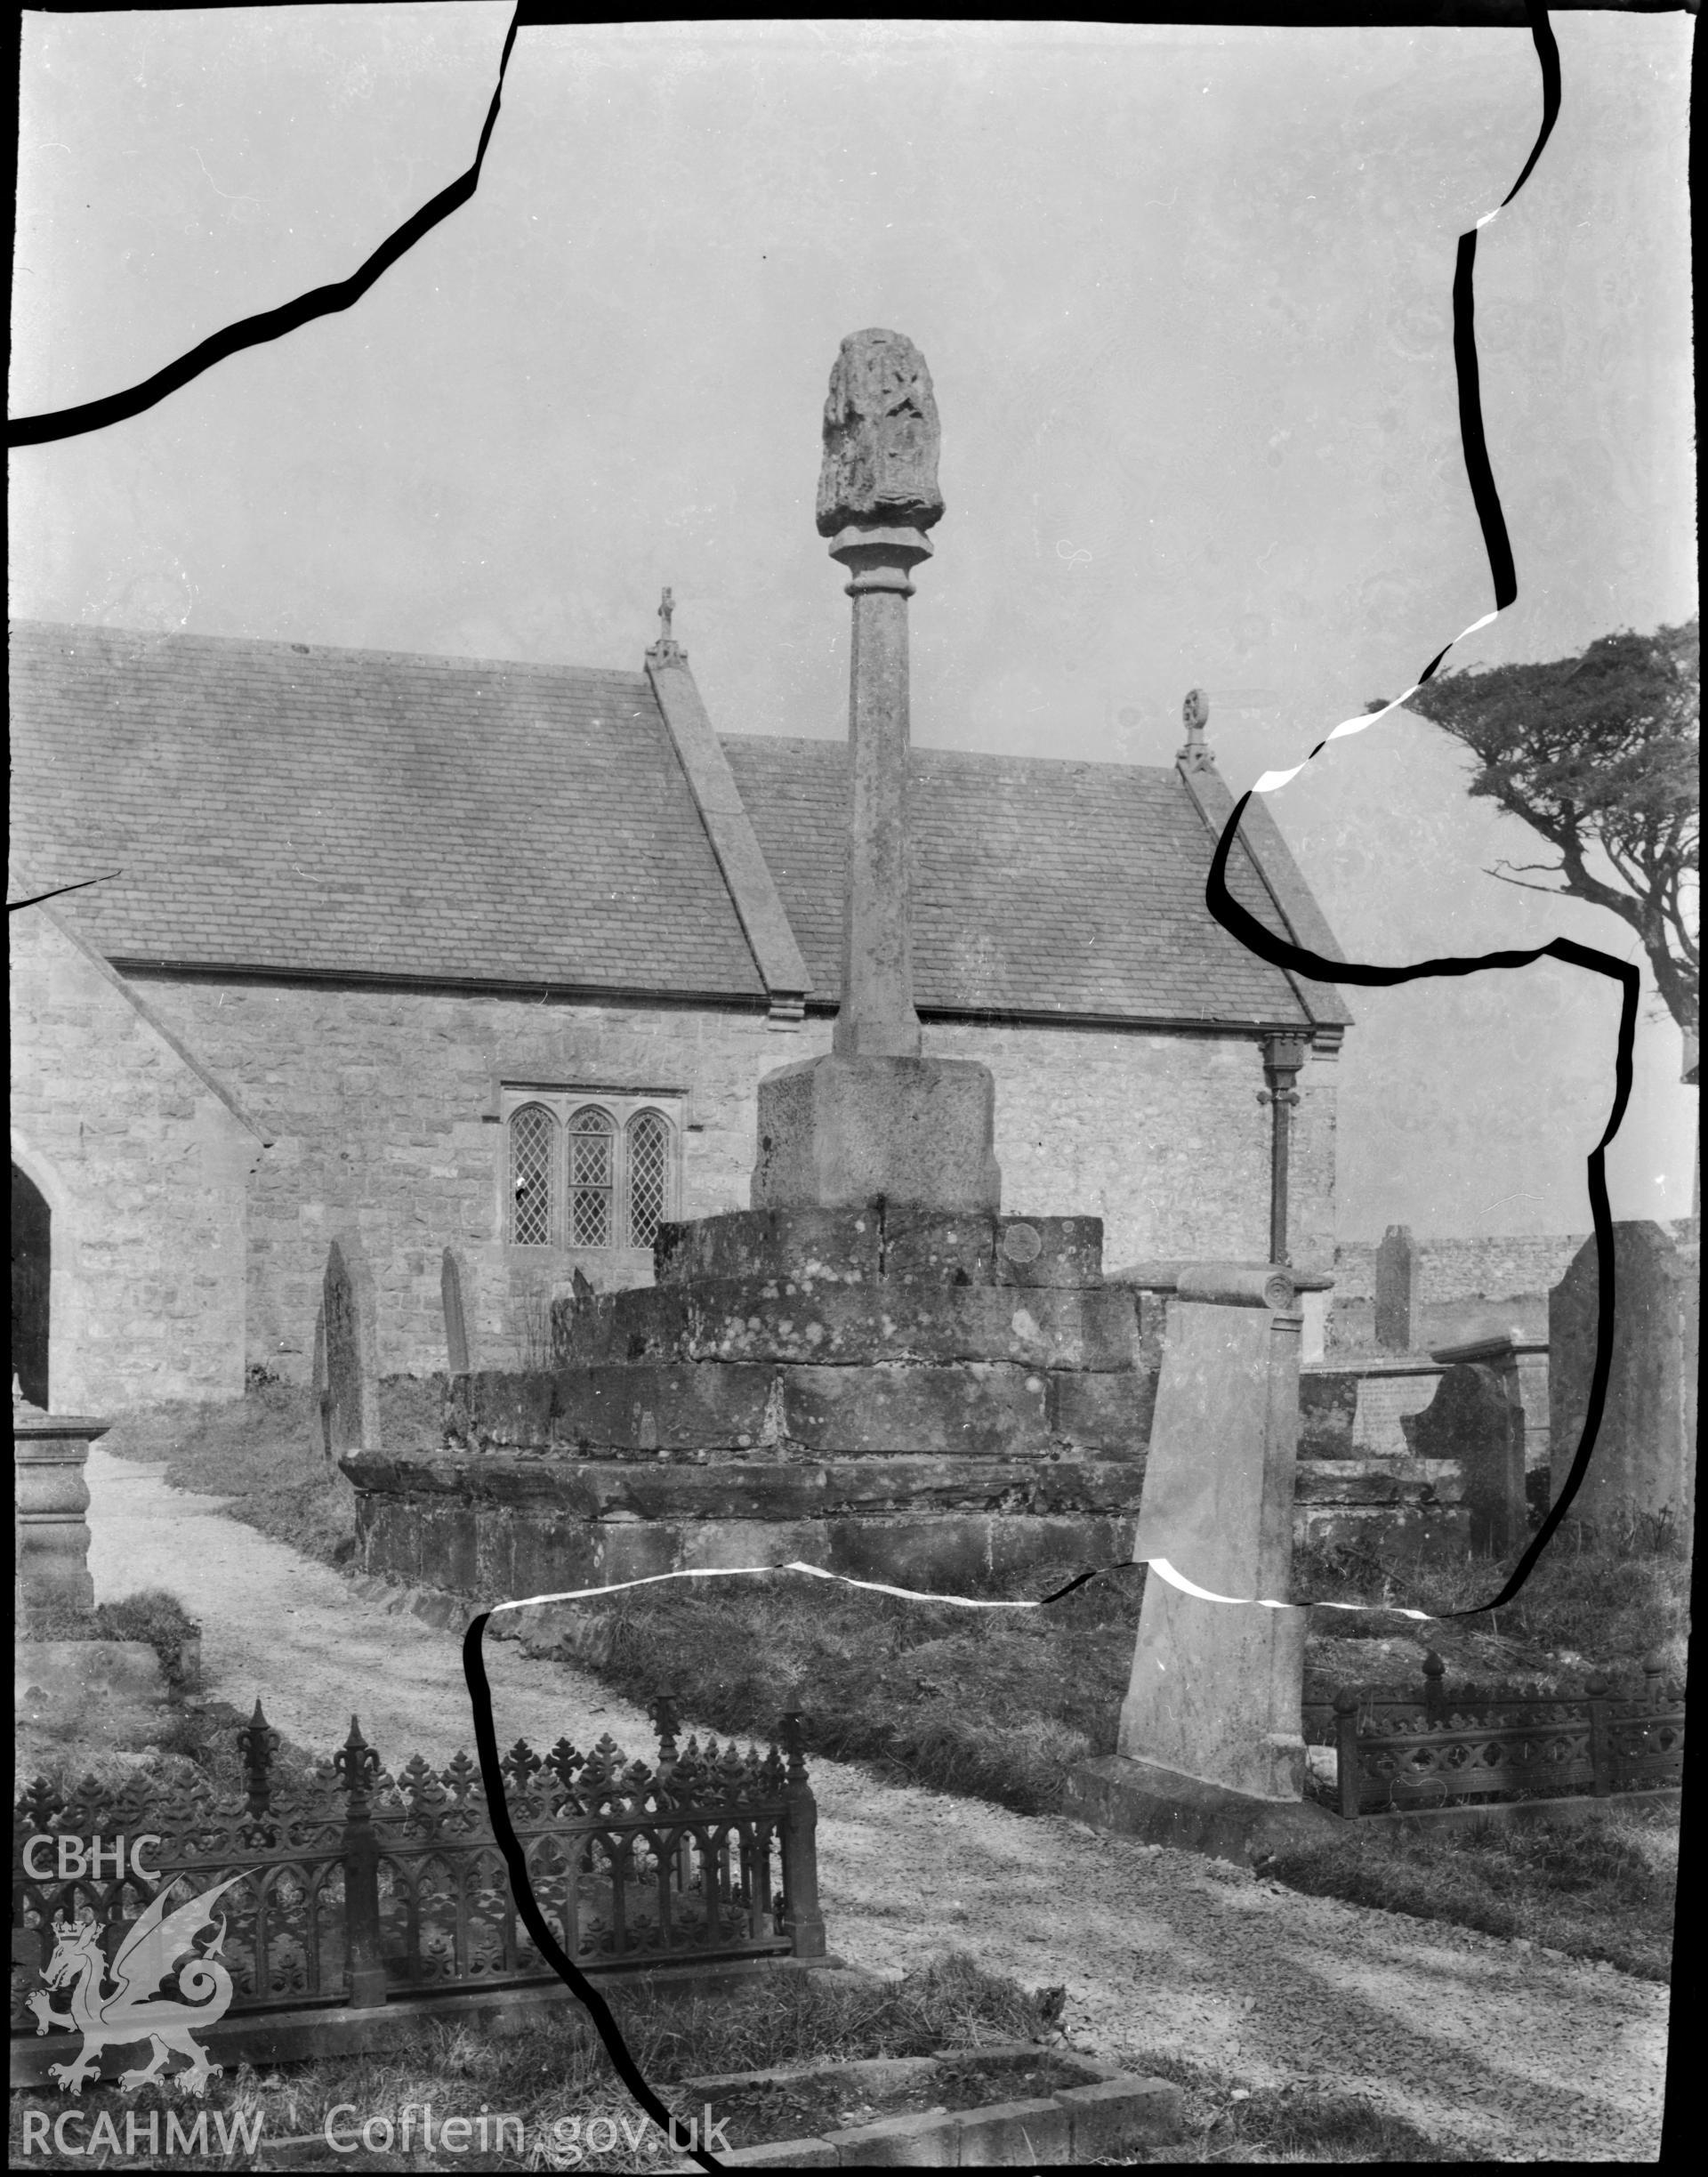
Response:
721,738,1336,1028
11,619,1348,1030
9,621,764,999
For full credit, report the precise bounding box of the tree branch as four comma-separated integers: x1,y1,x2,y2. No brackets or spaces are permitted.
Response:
1484,867,1573,899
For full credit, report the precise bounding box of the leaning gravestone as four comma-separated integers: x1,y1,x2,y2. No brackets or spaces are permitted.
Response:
1068,1264,1333,1860
1550,1222,1696,1552
322,1236,381,1459
1374,1225,1420,1352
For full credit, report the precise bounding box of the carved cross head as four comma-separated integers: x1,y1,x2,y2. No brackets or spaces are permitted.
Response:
816,329,945,538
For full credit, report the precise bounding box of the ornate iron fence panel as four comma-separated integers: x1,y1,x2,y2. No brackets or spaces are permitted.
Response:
1301,1650,1685,1818
13,1697,823,2043
12,1757,353,2026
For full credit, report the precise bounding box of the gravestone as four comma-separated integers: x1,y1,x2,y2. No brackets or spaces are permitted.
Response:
310,1299,330,1460
1374,1225,1419,1352
1068,1265,1333,1860
441,1248,471,1377
1405,1352,1525,1555
1550,1222,1696,1551
322,1236,381,1459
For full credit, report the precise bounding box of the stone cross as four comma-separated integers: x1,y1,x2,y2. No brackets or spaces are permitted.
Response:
1177,688,1214,772
649,585,685,667
748,332,999,1213
818,328,944,1060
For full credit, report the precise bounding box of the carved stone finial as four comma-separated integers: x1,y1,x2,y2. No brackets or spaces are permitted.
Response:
816,329,944,539
647,585,686,666
1178,688,1213,772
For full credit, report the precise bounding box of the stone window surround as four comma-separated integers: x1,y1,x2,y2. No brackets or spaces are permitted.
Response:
497,1084,684,1254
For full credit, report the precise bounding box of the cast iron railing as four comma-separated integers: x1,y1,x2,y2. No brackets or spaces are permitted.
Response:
1302,1649,1684,1817
12,1696,822,2031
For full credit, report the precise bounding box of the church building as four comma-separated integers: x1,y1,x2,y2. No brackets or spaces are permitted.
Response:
11,612,1351,1411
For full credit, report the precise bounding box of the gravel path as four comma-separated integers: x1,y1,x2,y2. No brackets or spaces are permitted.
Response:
85,1444,1667,2162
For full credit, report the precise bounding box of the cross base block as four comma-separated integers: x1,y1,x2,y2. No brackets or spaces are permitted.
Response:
751,1054,1002,1213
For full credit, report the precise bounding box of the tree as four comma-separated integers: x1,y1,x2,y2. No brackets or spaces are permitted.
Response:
1371,617,1700,1040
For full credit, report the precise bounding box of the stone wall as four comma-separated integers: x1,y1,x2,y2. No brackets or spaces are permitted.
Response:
125,975,1333,1383
932,1018,1337,1277
9,913,264,1408
1332,1234,1588,1305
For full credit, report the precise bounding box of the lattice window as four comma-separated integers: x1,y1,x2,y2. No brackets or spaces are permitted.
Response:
569,1108,616,1247
509,1104,556,1246
500,1087,681,1250
627,1110,670,1251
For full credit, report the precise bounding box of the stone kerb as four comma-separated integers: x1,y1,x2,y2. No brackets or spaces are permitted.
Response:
1550,1222,1696,1550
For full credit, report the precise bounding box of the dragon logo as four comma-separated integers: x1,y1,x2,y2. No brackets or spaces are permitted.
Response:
27,1877,240,2097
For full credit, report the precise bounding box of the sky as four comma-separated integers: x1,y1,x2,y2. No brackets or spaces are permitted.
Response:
11,8,1697,1242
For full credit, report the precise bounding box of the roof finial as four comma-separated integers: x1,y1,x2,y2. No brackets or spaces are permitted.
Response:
1177,688,1213,773
647,586,686,667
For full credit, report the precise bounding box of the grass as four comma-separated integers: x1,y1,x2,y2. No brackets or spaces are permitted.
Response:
101,1378,366,1568
7,1951,1060,2172
100,1382,1686,1989
1093,2051,1461,2163
1262,1797,1679,1981
14,1682,326,1809
19,1586,203,1686
511,1560,1148,1814
1292,1525,1690,1681
7,1951,1483,2167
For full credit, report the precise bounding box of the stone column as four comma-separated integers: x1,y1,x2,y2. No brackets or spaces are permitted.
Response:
752,329,1001,1213
14,1407,109,1613
1259,1033,1308,1268
827,524,930,1059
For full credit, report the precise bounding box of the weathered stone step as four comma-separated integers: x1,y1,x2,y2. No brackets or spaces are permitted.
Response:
342,1448,1149,1520
650,1206,1104,1291
1293,1457,1465,1504
452,1359,1154,1457
354,1491,1134,1600
556,1280,1144,1372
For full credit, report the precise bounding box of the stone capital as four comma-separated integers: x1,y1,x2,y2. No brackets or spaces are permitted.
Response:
827,525,934,596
